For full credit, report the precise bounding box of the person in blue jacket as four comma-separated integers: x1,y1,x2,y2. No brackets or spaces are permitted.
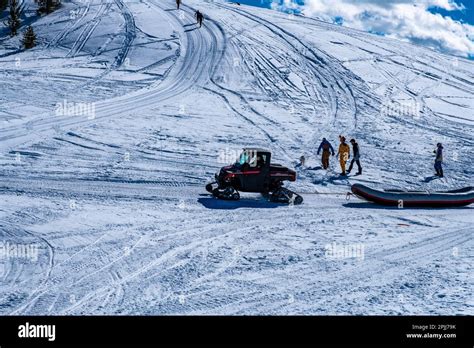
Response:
434,143,444,177
317,138,335,169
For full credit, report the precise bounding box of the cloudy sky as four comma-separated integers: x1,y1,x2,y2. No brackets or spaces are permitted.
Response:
301,0,474,57
242,0,474,58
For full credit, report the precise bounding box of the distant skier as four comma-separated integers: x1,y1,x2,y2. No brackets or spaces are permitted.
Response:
434,143,444,178
347,138,362,175
336,136,350,175
317,137,335,170
195,10,204,27
176,0,181,9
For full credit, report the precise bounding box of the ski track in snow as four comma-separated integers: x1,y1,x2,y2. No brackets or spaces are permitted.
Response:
0,0,473,315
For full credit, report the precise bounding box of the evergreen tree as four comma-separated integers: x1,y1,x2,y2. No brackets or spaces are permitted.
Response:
37,0,60,14
22,26,36,49
0,0,9,12
6,0,21,36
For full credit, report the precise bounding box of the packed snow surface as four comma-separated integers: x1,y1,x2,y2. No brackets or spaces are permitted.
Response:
0,0,472,314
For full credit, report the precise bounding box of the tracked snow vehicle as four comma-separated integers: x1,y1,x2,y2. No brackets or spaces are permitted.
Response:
206,148,303,204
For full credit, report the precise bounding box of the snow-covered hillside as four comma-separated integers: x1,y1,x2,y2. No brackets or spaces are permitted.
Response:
0,0,472,314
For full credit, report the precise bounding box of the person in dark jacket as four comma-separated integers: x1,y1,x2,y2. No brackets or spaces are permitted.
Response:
195,10,204,27
434,143,443,177
317,138,335,169
176,0,181,9
347,138,362,175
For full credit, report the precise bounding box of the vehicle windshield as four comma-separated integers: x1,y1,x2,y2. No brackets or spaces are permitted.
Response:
237,150,257,167
238,152,248,165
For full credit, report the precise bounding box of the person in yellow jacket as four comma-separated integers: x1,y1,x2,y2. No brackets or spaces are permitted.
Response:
336,136,350,175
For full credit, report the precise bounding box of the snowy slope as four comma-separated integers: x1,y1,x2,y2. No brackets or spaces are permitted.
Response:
0,0,472,315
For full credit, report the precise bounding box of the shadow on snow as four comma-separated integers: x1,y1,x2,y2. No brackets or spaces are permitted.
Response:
343,202,473,210
198,196,282,209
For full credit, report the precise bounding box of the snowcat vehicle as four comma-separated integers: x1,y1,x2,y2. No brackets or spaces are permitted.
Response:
206,148,303,204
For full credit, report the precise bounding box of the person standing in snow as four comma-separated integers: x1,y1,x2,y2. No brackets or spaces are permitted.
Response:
347,138,362,175
176,0,181,9
336,136,350,175
195,10,204,27
317,137,335,169
434,143,444,177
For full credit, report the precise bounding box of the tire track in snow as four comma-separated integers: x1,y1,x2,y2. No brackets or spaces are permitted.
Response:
214,4,363,129
67,1,112,58
21,214,266,314
209,3,380,161
214,226,472,314
57,215,287,314
46,0,92,49
0,222,54,315
79,0,137,88
0,0,226,151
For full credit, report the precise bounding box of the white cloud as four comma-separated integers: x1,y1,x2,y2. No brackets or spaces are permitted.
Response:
301,0,474,57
